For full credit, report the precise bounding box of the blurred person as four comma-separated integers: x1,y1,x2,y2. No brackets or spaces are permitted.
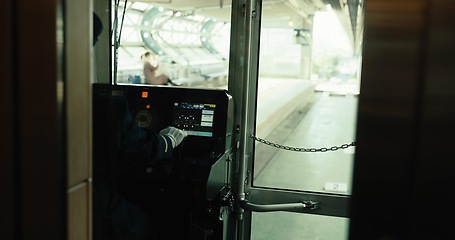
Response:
141,51,170,85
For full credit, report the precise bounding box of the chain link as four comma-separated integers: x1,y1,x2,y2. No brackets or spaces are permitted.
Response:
249,134,356,152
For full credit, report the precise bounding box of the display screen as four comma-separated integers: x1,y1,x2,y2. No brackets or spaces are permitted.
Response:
172,102,216,137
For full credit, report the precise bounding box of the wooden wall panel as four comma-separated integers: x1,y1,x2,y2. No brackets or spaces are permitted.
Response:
0,0,14,239
15,0,66,239
350,0,455,239
411,0,455,238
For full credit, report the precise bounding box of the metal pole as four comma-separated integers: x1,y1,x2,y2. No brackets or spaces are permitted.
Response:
236,0,254,222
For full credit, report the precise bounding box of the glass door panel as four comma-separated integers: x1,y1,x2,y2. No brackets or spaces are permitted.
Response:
254,92,358,194
245,1,363,240
253,1,361,198
252,212,349,240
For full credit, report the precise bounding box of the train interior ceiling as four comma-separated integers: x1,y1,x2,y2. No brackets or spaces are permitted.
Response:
109,0,363,93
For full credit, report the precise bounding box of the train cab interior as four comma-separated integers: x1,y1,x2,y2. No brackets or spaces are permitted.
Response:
2,0,455,240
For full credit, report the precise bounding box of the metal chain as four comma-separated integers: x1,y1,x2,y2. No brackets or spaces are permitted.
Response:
249,134,356,152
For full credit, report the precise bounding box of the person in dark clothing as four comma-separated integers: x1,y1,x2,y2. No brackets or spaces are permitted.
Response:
92,13,187,240
93,12,103,46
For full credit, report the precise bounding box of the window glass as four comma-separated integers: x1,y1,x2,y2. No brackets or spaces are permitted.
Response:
253,4,361,195
112,1,230,89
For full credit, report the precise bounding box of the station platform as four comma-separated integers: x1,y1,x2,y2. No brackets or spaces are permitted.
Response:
256,78,316,138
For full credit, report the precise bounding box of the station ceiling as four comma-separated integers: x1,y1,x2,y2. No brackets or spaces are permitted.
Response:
128,0,362,41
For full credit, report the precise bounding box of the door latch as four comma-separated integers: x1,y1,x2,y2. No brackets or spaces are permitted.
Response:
301,200,321,210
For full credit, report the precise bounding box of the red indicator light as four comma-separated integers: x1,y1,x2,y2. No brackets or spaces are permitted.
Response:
142,91,148,98
146,104,151,109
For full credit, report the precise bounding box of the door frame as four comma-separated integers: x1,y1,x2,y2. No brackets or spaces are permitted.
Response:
225,1,352,239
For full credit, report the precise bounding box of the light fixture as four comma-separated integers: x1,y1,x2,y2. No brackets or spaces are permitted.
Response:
288,20,295,27
326,4,332,11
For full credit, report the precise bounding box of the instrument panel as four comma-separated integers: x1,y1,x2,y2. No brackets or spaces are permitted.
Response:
93,83,233,160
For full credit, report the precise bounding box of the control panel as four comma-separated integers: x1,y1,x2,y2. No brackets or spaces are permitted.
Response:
92,83,233,239
94,84,232,159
